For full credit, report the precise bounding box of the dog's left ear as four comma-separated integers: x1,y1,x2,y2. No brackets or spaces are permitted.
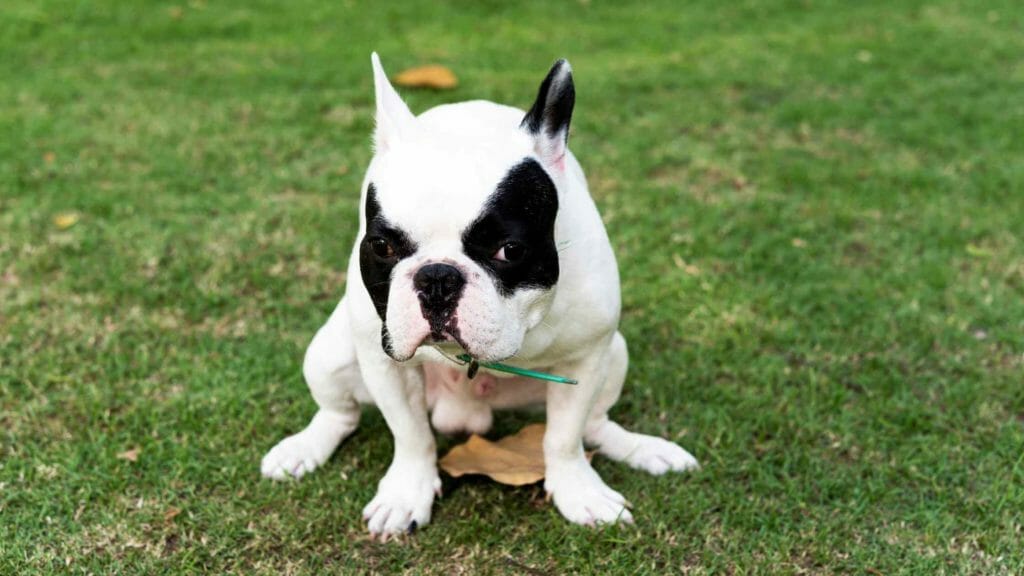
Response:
371,52,416,154
521,59,575,170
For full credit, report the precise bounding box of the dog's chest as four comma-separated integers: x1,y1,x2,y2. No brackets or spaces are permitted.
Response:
422,361,548,434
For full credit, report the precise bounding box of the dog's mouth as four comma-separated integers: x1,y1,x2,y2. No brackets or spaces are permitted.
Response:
385,317,477,362
424,321,515,364
386,311,517,364
429,330,457,344
427,338,518,366
427,321,471,352
422,308,467,346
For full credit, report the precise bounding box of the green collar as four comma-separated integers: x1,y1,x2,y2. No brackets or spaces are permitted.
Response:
455,354,578,385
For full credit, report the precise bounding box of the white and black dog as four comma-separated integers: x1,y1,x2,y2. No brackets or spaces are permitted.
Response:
261,53,698,536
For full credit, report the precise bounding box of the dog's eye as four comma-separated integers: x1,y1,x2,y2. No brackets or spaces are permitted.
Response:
369,238,395,259
493,242,526,263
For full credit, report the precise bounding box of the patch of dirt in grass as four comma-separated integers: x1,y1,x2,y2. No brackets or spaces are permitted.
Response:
840,239,880,268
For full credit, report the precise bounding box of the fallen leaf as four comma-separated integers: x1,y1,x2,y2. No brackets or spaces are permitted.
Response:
394,65,458,90
439,423,593,486
440,424,546,485
673,254,701,276
117,448,140,462
966,243,992,258
53,213,79,230
43,152,56,164
163,507,181,523
791,237,807,248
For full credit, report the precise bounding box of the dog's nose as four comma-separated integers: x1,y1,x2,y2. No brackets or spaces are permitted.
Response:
413,263,466,312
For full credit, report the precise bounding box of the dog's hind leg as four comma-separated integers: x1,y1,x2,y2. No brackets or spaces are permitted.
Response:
584,331,700,475
261,297,365,480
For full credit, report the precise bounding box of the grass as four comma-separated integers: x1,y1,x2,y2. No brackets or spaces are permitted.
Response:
2,0,1023,573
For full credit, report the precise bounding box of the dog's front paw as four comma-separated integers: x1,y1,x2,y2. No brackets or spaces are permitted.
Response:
362,463,441,538
622,435,700,475
261,432,330,480
545,460,633,526
261,411,356,480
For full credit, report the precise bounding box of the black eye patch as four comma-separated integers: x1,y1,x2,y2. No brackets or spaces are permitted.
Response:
461,158,559,296
359,183,417,322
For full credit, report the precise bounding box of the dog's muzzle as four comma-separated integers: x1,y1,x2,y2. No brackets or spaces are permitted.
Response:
413,263,465,339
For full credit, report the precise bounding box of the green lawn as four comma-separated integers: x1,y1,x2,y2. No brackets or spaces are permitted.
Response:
2,0,1023,573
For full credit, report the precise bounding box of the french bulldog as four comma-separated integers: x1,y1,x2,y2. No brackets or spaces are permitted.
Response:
261,53,699,536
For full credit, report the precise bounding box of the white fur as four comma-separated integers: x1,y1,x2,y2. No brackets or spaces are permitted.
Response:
260,54,699,536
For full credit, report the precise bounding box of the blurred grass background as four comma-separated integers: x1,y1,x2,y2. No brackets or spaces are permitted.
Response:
1,0,1022,573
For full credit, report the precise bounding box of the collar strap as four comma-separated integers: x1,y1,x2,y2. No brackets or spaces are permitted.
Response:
456,354,578,385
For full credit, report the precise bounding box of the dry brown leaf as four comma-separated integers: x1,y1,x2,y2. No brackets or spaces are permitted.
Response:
117,447,140,462
440,424,546,485
53,212,79,230
163,507,181,523
439,424,593,486
394,65,458,90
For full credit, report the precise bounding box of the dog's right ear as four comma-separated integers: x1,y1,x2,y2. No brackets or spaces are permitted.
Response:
371,52,415,153
521,59,575,171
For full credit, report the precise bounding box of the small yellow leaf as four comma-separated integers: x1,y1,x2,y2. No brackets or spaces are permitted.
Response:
673,254,701,276
53,213,79,230
791,237,807,248
965,244,991,258
117,448,140,462
394,65,458,90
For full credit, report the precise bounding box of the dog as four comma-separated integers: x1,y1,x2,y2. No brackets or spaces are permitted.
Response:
261,53,699,536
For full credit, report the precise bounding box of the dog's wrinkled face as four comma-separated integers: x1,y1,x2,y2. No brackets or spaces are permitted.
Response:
358,56,575,362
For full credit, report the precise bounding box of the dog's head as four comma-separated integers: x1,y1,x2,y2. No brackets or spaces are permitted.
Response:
358,54,575,362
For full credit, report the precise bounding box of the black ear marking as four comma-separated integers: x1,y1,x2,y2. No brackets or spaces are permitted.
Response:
520,59,575,143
